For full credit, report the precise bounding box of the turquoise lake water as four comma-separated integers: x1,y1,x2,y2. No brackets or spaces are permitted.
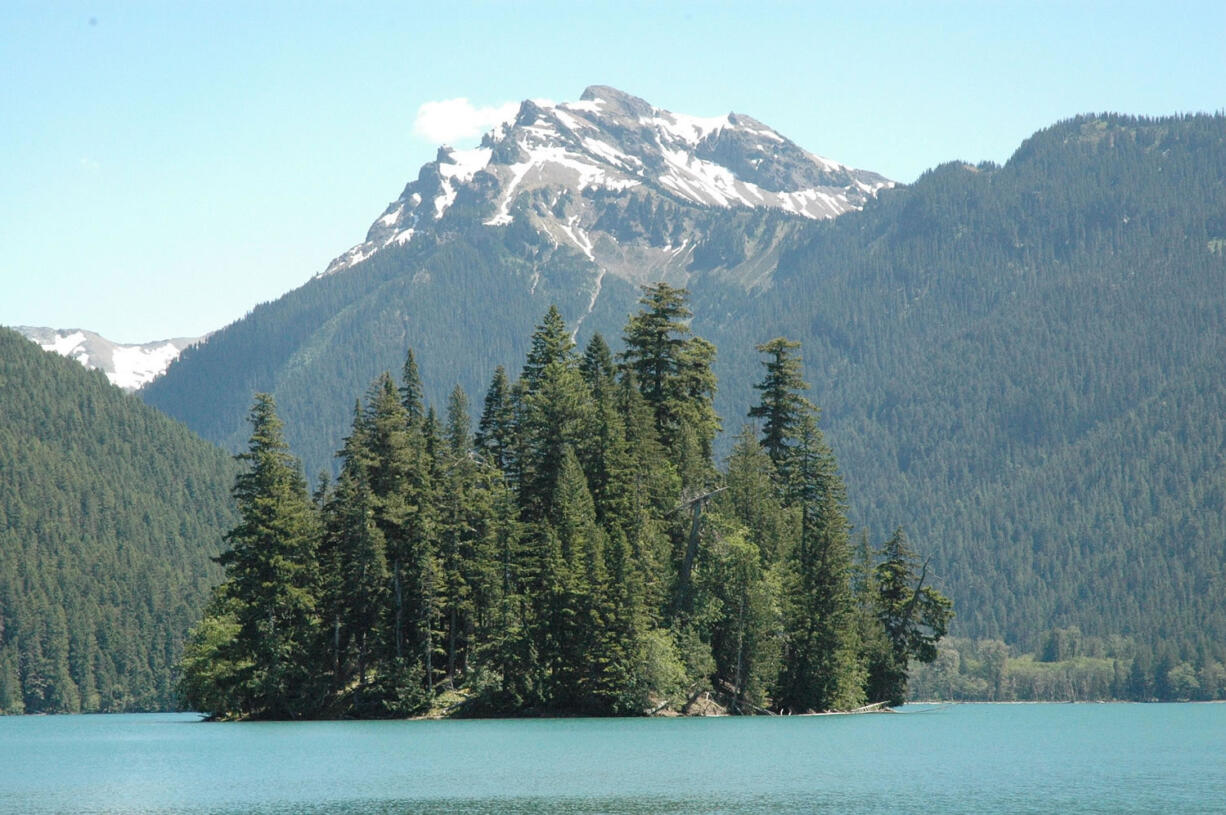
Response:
1,704,1223,814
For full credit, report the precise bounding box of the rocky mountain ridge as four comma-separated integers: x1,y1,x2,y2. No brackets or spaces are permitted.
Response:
321,86,892,291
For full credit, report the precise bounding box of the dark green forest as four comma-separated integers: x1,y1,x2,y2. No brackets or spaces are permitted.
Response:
758,114,1226,665
0,328,237,714
181,288,951,719
144,113,1226,677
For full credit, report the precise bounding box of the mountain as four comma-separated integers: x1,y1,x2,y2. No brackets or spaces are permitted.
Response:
321,85,891,281
0,327,236,713
15,326,200,391
142,86,892,467
141,94,1226,666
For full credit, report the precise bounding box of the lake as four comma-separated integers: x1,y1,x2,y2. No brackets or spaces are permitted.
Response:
1,704,1223,814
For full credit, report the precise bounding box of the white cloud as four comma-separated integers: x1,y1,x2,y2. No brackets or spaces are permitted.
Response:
413,98,519,144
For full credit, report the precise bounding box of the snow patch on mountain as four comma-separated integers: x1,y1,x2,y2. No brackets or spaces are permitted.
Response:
15,326,201,391
655,111,727,145
439,146,492,182
485,160,531,226
47,330,90,358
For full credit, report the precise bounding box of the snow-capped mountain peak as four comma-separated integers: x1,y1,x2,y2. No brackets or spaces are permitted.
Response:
321,86,893,279
15,327,200,391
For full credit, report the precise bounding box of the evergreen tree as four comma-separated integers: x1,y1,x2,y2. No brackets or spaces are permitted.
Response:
437,385,482,684
868,528,954,705
521,305,574,392
748,337,813,481
445,386,471,457
514,308,594,525
599,523,660,713
577,334,636,536
851,530,893,703
621,283,691,415
475,365,515,472
543,446,610,710
579,332,617,393
614,370,679,617
775,414,864,712
178,597,247,718
720,426,791,564
675,336,721,462
400,349,425,425
319,424,389,693
361,374,435,712
621,283,720,460
211,394,321,719
620,286,721,631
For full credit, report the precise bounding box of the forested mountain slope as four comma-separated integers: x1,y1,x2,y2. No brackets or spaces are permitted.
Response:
760,114,1226,658
0,328,236,713
142,110,1226,664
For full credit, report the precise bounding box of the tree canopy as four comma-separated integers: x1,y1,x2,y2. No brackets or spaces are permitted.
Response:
181,290,949,718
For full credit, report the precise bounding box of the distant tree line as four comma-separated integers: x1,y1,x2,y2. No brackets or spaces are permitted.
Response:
909,631,1226,703
180,285,951,719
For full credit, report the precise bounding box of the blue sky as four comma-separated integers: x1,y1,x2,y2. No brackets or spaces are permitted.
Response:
2,1,1222,342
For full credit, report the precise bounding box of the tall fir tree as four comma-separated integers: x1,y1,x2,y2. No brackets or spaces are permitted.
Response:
361,374,436,712
543,446,610,710
475,365,516,481
437,385,480,684
774,413,865,713
747,337,813,483
400,349,425,426
620,283,720,462
514,308,594,525
211,393,321,719
614,369,679,616
577,334,637,537
318,408,389,694
521,305,574,392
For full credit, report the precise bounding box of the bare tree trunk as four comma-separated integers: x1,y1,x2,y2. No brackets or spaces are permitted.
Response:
394,559,404,660
448,605,457,686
